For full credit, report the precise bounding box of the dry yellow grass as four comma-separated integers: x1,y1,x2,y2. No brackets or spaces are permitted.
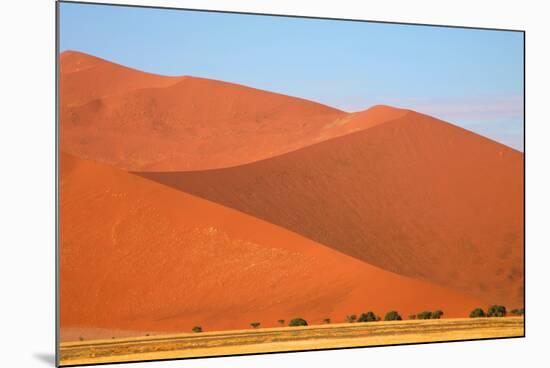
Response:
59,317,524,366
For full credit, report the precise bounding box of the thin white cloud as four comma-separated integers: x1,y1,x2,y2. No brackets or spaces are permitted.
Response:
403,95,524,123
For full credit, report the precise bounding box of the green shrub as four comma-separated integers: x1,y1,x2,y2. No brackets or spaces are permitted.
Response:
289,318,308,327
469,308,486,318
431,310,444,319
487,305,506,317
250,322,261,329
408,314,416,320
511,308,525,316
384,311,402,321
323,318,331,324
358,311,378,322
345,314,357,323
192,326,203,333
417,311,432,320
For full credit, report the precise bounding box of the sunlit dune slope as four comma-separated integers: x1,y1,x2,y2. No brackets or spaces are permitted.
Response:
60,50,185,107
140,110,524,307
60,152,483,340
60,51,354,171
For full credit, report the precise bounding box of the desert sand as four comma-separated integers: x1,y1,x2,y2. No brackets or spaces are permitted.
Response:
60,51,348,171
60,152,484,340
59,51,524,347
140,109,524,307
60,52,446,172
60,51,185,106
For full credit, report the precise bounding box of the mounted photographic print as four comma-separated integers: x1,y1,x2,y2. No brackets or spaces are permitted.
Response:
56,1,525,366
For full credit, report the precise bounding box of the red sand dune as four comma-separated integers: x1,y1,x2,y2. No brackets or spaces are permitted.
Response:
60,52,417,172
60,51,353,171
60,152,483,340
316,104,410,141
60,50,184,107
140,110,524,308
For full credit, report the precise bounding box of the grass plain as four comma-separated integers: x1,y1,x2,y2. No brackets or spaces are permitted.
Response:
59,317,524,366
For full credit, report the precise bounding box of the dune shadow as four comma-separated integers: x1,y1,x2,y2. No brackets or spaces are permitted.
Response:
33,353,56,366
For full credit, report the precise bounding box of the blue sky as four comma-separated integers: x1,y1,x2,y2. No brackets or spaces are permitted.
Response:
59,2,524,150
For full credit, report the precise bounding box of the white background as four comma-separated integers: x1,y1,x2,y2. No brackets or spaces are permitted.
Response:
0,0,548,367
